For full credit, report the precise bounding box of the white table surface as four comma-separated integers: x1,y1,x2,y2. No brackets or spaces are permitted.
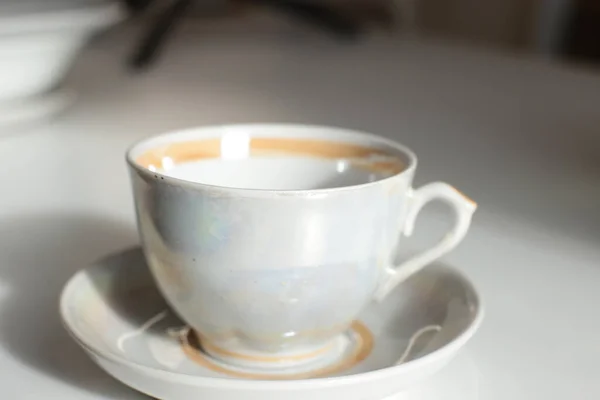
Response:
0,22,599,399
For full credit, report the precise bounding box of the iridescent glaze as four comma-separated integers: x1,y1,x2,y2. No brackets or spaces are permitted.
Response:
126,124,476,368
59,248,483,399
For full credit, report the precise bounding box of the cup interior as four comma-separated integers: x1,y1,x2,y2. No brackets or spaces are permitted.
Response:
128,125,413,191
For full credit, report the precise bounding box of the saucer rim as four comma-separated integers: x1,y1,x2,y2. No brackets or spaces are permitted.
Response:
59,247,484,389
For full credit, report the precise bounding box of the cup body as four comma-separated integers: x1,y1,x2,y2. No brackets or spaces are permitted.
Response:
127,125,416,357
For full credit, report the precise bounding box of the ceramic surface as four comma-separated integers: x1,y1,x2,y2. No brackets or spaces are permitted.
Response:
60,248,483,400
126,124,477,366
0,1,122,102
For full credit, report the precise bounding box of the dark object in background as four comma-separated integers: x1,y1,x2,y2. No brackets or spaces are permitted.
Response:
129,0,193,70
122,0,155,12
124,0,393,71
255,0,363,39
562,0,600,63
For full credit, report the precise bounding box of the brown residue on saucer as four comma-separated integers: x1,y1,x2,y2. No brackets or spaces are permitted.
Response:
198,335,337,363
179,321,373,380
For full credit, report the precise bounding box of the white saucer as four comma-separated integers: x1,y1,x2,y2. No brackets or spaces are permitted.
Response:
60,248,483,400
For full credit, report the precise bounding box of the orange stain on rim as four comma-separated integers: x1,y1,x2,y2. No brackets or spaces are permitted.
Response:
135,137,405,174
451,187,477,208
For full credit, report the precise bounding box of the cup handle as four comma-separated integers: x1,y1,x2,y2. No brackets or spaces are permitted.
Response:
374,182,477,302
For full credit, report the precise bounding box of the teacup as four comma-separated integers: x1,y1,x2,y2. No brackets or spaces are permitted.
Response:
126,124,476,371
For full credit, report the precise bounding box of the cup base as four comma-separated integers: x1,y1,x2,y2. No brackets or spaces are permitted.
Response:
180,321,374,379
200,336,342,370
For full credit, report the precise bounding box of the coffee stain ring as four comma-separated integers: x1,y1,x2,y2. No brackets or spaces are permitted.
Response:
179,321,374,380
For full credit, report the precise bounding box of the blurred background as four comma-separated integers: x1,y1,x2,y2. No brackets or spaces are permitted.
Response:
1,0,599,108
117,0,599,65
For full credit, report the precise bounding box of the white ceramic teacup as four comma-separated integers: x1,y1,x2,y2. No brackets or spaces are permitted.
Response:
126,124,476,371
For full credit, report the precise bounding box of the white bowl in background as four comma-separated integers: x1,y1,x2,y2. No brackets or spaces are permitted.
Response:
0,0,123,102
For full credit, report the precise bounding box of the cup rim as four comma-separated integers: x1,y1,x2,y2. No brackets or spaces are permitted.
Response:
125,123,418,197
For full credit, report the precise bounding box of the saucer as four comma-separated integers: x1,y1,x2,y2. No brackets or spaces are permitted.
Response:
60,248,483,400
